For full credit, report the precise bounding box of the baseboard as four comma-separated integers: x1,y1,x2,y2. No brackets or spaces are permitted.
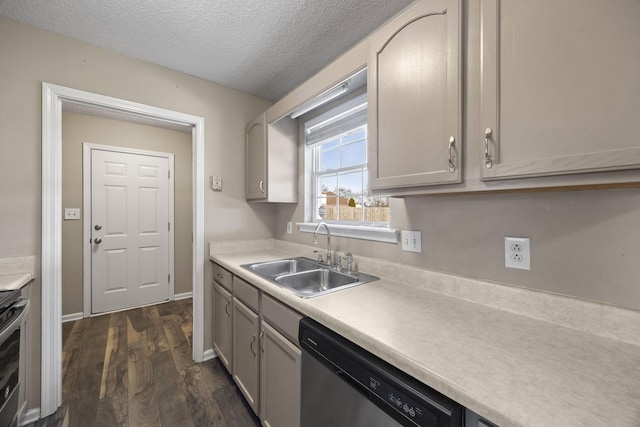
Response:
66,296,191,322
61,312,83,323
203,348,217,361
174,292,193,300
19,408,40,426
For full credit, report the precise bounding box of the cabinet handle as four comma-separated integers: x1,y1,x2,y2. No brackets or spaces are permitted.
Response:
448,136,456,173
224,301,231,316
250,335,257,356
484,128,493,169
259,179,265,193
258,330,265,353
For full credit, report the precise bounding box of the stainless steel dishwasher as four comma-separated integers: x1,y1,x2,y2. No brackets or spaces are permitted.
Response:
299,318,463,427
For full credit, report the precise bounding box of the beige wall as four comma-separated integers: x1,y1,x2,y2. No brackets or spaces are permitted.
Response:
276,188,640,311
61,112,193,315
0,17,273,410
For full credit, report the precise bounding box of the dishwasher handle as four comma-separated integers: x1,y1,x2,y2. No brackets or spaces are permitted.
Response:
334,369,373,400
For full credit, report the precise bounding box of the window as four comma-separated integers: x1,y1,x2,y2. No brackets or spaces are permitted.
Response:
305,93,389,226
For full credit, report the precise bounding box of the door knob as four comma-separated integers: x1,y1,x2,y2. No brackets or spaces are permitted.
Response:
94,224,102,230
94,238,102,244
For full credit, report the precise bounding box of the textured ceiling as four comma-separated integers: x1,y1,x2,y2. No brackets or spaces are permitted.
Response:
0,0,414,100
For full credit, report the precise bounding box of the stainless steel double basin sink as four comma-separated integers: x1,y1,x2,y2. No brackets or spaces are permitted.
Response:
241,257,379,298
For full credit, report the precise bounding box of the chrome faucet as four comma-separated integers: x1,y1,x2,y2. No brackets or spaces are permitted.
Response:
313,222,332,266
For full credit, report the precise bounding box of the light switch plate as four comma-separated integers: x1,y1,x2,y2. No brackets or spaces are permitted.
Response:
64,208,80,220
401,230,422,253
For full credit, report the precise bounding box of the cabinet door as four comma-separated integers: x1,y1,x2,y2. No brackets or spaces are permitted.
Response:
213,282,233,371
246,113,267,200
369,0,462,190
259,321,301,427
480,0,640,180
232,297,260,414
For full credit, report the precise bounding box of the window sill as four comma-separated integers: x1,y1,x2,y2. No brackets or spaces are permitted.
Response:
297,223,399,244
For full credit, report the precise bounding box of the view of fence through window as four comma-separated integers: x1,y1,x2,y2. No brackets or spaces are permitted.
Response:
312,126,389,224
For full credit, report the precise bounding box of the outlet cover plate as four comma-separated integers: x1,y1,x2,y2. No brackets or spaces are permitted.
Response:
64,208,80,220
401,230,422,253
505,237,530,270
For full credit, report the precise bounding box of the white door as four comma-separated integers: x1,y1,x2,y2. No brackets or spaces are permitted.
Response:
91,148,171,314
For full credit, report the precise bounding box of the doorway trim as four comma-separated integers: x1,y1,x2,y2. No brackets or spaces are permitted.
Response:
82,144,176,316
41,82,206,417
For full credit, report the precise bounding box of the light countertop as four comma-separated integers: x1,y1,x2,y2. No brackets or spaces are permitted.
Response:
0,272,33,291
0,255,35,291
211,247,640,427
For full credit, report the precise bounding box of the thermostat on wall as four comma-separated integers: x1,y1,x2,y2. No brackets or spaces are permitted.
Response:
210,176,222,191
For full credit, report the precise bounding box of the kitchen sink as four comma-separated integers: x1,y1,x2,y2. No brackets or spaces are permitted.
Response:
245,257,318,277
241,257,379,298
275,268,359,297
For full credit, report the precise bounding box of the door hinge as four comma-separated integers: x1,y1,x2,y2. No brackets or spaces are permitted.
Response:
168,274,171,283
168,170,170,179
168,222,171,231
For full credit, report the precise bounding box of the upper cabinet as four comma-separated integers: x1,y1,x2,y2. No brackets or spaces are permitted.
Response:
246,113,267,200
480,0,640,181
245,114,298,202
265,0,640,197
368,0,462,190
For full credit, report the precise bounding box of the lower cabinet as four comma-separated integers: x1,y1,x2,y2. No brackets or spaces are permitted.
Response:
212,282,233,371
212,262,302,426
260,321,302,427
232,297,260,415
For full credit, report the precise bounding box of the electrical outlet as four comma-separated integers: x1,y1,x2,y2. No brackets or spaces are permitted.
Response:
286,221,292,234
401,230,422,253
505,237,530,270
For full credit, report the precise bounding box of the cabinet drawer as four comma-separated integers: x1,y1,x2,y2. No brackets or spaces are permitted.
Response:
233,276,260,312
262,294,302,346
213,263,232,291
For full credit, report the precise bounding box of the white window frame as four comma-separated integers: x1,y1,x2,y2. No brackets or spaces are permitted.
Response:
312,125,387,226
297,93,398,244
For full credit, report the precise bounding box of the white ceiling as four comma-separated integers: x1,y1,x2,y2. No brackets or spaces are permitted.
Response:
0,0,414,101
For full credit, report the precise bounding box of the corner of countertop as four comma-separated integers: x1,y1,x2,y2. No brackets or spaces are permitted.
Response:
209,238,274,257
0,255,36,277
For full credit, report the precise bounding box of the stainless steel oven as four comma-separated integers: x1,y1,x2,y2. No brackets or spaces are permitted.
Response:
299,318,463,427
0,291,29,427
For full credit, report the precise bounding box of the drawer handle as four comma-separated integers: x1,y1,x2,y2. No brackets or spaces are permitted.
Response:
217,273,224,280
448,136,456,173
224,301,231,316
484,127,493,169
250,335,257,356
259,179,265,193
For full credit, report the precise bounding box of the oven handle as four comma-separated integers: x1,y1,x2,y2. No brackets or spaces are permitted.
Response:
0,299,29,344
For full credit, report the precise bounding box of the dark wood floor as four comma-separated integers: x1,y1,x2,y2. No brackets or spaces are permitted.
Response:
29,299,260,427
